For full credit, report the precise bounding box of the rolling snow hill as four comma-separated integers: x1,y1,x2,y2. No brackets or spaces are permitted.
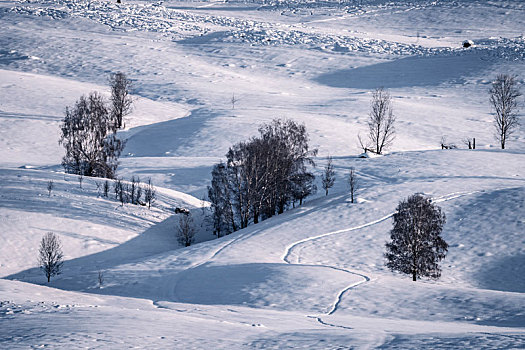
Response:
0,0,524,348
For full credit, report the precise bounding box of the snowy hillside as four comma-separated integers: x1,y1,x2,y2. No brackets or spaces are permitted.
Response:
1,0,524,348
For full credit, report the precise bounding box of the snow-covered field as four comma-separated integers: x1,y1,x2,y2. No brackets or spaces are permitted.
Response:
1,0,524,348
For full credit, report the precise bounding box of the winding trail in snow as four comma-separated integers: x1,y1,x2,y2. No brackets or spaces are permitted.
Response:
281,188,493,328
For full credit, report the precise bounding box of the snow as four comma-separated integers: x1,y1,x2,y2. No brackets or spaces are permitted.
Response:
1,0,524,348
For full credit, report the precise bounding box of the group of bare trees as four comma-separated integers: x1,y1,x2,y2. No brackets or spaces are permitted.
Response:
443,74,521,150
208,119,317,237
59,72,132,179
113,176,156,208
361,74,521,154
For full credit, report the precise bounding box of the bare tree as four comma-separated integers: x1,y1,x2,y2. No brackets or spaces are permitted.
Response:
78,174,83,189
462,137,476,150
231,93,239,110
367,87,396,154
348,167,358,203
489,74,521,149
98,270,104,288
38,232,64,283
385,194,447,281
128,176,142,205
114,178,126,205
109,72,132,130
144,178,156,209
114,178,122,200
321,155,335,196
103,180,110,198
176,213,196,247
95,181,102,197
357,132,371,154
47,180,54,197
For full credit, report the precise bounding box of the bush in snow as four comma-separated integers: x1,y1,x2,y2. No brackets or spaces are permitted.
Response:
385,193,447,281
439,136,457,150
38,232,64,283
489,74,521,149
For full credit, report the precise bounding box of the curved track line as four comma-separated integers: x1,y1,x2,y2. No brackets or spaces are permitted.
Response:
282,212,394,264
281,189,494,329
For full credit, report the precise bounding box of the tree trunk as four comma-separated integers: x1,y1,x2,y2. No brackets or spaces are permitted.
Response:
412,271,416,281
278,202,284,214
47,274,50,283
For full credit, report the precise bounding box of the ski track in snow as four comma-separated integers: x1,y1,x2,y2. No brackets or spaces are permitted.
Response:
280,187,517,329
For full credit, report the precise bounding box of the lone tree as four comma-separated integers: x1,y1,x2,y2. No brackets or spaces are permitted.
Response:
489,74,521,149
109,72,132,130
47,180,54,197
176,213,196,247
38,232,64,283
321,155,335,196
348,167,358,203
385,194,447,281
367,87,396,154
59,91,125,179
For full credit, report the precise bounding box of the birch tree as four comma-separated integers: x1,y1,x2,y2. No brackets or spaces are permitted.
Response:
489,74,521,149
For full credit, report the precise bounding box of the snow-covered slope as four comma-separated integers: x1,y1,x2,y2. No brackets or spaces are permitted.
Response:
1,0,524,348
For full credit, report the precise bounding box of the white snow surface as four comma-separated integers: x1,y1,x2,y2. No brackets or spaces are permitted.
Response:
0,0,524,348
